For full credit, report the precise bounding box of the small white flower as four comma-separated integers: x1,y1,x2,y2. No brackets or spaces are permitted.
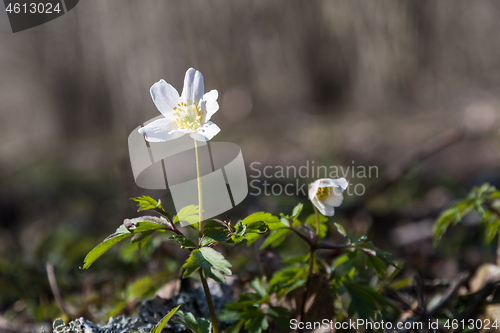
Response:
308,178,348,216
139,68,220,142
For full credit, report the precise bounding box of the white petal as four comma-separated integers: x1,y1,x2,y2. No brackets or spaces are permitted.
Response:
323,191,344,207
309,180,321,201
150,79,180,116
312,197,335,216
202,90,219,122
138,117,185,142
181,68,204,104
328,177,349,191
190,121,220,141
319,204,336,216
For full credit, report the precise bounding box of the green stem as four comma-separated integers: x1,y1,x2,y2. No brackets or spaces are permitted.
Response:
299,206,321,326
313,205,320,241
299,247,315,324
194,139,219,333
199,270,219,333
194,139,203,241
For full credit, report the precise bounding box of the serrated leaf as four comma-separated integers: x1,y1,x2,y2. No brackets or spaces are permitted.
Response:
150,305,180,333
268,266,307,298
201,220,231,246
260,229,290,249
131,195,163,211
83,217,169,269
244,310,268,333
174,205,199,225
249,277,268,298
126,216,171,232
83,232,132,269
169,235,197,249
174,311,211,333
433,200,474,245
245,221,267,233
241,212,280,226
182,247,232,283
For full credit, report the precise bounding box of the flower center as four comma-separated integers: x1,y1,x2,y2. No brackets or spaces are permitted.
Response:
316,187,330,200
172,100,202,131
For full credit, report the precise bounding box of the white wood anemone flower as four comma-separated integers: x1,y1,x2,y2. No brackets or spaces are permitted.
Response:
138,68,220,142
308,178,348,216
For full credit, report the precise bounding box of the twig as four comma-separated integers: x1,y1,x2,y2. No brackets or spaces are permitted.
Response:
46,262,69,317
427,273,469,317
289,227,313,247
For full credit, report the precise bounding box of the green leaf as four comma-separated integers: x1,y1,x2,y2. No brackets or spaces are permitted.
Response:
334,223,347,237
249,277,268,298
169,235,197,249
265,307,291,330
230,220,269,247
234,221,246,237
268,266,307,298
125,275,159,302
282,254,310,264
344,282,397,320
243,309,268,333
278,217,290,227
345,282,378,320
292,203,304,218
82,232,132,269
260,229,290,249
225,293,262,310
245,221,268,234
131,230,155,248
174,311,211,333
131,195,162,211
82,217,170,269
174,205,199,225
433,200,474,245
182,247,232,283
241,212,280,226
150,305,181,333
355,242,397,270
218,308,241,322
201,220,231,246
224,320,245,333
305,214,328,238
280,203,304,220
125,216,171,232
484,212,500,244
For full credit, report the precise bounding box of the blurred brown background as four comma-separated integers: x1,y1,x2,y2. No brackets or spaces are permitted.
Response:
1,0,500,328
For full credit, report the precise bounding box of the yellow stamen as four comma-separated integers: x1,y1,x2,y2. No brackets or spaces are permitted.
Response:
172,100,203,131
316,187,330,200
